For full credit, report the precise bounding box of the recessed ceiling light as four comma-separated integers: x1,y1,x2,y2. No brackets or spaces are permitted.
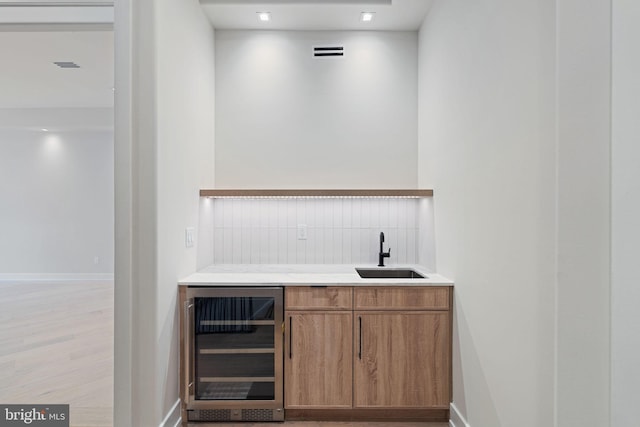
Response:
361,12,375,22
257,12,271,22
41,128,48,132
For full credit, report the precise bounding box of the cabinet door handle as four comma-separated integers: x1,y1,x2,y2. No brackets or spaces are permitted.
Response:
358,316,362,360
289,316,293,359
184,301,194,402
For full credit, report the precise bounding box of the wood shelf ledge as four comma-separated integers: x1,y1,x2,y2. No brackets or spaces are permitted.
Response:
200,189,433,198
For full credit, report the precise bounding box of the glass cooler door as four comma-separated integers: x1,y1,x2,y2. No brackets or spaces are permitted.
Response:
186,287,283,405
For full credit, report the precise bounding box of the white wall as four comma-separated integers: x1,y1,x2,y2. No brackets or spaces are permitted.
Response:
419,1,613,426
215,30,418,189
556,0,611,425
0,108,113,281
418,1,557,426
611,0,640,425
156,0,215,420
114,0,215,425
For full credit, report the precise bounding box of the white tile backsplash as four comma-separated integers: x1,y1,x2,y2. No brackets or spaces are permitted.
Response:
210,198,423,265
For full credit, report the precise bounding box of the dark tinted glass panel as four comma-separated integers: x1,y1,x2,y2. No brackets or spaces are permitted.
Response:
196,325,274,351
195,297,274,333
197,381,275,401
193,296,276,401
197,353,274,378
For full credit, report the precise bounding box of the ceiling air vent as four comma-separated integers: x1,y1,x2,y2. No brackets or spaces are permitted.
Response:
313,46,344,58
53,61,80,69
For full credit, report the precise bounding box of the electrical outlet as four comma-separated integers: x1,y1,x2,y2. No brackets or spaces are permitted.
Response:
185,227,195,248
93,256,100,265
297,224,308,240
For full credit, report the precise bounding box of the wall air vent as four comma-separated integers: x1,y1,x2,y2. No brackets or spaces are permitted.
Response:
313,46,344,58
53,61,80,69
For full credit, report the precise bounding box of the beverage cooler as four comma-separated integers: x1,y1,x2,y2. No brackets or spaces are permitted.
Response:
180,287,284,423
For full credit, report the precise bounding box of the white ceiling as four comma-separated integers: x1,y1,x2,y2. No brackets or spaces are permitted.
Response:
0,2,113,109
0,30,113,109
0,1,429,110
201,0,433,31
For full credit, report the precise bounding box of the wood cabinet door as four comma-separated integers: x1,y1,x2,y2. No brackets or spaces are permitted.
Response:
285,311,353,408
354,311,450,409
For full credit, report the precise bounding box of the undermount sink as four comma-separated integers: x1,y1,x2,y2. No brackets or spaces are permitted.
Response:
356,268,426,279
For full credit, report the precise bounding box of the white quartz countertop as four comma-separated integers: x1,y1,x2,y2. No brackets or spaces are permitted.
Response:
179,264,453,286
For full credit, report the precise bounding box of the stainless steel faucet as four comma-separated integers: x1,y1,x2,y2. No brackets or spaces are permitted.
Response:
378,232,391,267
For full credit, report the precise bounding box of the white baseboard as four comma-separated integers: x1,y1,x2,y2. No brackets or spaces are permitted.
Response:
0,273,114,283
159,399,181,427
450,402,470,427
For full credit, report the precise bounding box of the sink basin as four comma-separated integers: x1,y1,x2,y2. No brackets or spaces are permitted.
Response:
356,268,426,279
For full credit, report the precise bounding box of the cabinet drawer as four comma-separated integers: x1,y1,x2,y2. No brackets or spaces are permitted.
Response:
286,287,352,310
354,287,450,310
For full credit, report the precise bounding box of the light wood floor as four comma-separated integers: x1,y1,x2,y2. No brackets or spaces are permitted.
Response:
0,283,448,427
0,282,113,427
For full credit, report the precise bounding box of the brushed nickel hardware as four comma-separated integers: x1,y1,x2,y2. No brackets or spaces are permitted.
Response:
185,300,194,402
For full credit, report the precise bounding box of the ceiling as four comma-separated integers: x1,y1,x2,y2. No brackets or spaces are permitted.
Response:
0,30,113,109
201,0,433,31
0,2,113,109
0,1,429,110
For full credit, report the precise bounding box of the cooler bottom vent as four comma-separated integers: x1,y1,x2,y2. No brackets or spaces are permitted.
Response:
188,408,283,422
242,409,274,421
188,409,230,421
